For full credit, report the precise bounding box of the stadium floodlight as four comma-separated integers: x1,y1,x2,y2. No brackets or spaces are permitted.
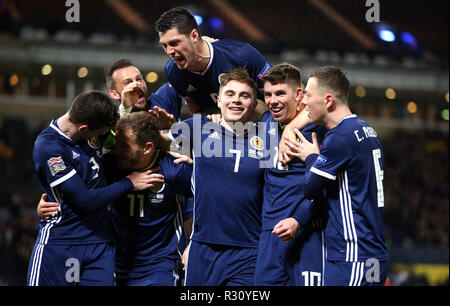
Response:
209,17,224,31
401,32,418,48
378,29,396,42
193,14,203,26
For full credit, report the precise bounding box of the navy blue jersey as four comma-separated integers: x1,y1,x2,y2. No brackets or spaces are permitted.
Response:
260,111,328,230
32,120,132,245
149,82,182,121
104,151,193,269
169,115,265,248
303,115,389,262
164,39,271,110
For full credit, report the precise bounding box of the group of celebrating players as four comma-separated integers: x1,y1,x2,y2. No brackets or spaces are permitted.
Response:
27,7,389,286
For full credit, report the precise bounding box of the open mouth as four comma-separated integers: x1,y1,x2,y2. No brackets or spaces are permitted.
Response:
137,91,146,103
228,106,244,113
173,55,186,67
270,106,284,117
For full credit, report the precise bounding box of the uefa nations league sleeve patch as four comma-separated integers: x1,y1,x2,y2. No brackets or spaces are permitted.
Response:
47,156,67,176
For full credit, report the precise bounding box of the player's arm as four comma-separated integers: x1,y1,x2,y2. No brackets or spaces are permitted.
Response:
278,106,311,163
284,129,334,199
37,193,59,219
55,169,162,213
117,81,144,116
272,217,300,243
150,83,182,121
158,115,194,157
184,217,193,244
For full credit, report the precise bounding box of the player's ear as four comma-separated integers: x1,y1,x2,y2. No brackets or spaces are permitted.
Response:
295,87,303,111
190,29,199,42
77,123,88,132
325,93,334,110
109,89,120,101
143,141,154,155
216,94,222,107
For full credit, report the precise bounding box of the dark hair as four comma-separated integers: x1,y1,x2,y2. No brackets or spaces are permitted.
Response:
263,63,302,88
308,66,350,101
69,90,119,131
219,67,258,100
155,7,200,36
104,58,135,90
115,112,160,148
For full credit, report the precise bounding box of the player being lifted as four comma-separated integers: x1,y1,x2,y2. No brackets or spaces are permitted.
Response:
155,7,271,116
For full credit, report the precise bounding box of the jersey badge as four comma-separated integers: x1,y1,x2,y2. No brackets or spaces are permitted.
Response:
250,136,264,150
47,156,66,176
88,137,102,149
218,73,226,84
249,136,264,159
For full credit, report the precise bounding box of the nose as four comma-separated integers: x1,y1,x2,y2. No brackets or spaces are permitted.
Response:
266,94,277,105
165,45,175,56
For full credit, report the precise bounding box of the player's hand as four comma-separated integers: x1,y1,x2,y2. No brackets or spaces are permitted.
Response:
272,218,300,243
121,81,143,108
202,36,218,43
149,106,176,130
284,129,319,161
37,193,59,219
278,127,296,164
127,167,165,191
166,151,193,165
207,113,222,123
182,243,190,271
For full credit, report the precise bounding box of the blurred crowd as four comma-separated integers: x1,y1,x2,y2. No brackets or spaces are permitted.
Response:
0,116,448,285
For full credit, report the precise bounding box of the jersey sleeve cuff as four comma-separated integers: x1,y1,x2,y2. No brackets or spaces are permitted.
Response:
118,104,132,117
49,169,77,188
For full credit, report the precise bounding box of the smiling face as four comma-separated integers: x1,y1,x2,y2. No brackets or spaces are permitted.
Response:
159,27,198,70
111,66,148,109
264,81,302,125
217,80,257,125
302,77,327,125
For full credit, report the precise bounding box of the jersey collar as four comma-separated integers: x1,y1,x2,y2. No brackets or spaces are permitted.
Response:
338,114,357,125
49,119,73,142
139,150,160,172
190,40,214,76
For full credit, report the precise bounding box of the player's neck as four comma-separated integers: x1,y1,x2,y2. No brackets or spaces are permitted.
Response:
138,150,159,172
190,40,211,72
327,106,352,129
56,113,77,140
220,119,252,134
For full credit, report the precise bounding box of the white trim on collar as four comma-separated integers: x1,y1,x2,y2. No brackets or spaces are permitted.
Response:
49,120,72,141
338,114,357,125
190,41,214,76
